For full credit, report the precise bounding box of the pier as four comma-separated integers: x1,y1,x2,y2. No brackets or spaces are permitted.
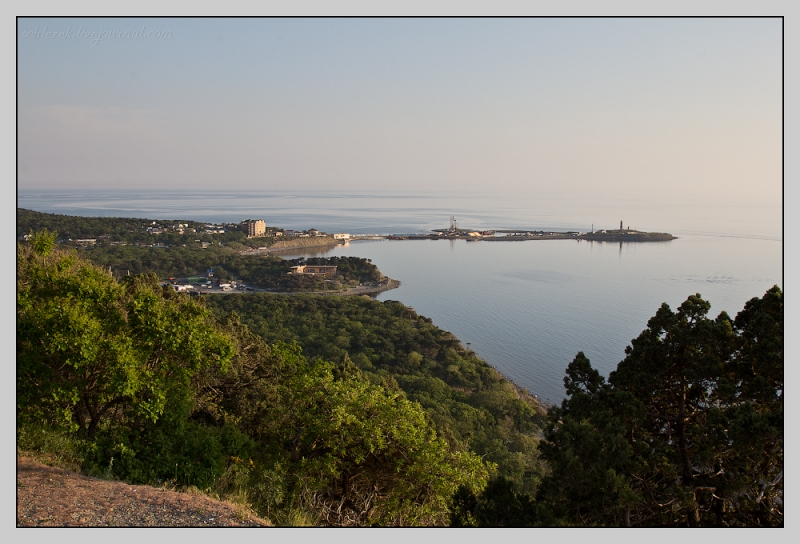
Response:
372,217,676,242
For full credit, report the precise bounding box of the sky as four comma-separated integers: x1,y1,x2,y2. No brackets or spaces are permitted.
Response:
16,16,782,204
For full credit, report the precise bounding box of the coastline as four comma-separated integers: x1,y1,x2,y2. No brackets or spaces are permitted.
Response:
241,236,340,255
307,278,401,297
199,278,401,297
204,281,555,412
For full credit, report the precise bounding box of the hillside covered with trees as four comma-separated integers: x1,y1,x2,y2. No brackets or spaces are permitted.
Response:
451,287,783,527
18,208,378,291
17,233,489,526
205,295,548,494
17,207,280,247
17,219,783,526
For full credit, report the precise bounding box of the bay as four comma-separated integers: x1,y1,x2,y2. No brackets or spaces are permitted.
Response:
18,189,783,403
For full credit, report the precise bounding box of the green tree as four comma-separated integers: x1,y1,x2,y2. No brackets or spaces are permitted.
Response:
535,352,640,526
449,476,537,527
29,228,57,257
274,352,491,526
206,294,547,496
537,288,783,527
17,241,235,438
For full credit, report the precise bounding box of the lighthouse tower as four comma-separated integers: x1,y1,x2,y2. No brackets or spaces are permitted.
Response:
620,220,623,231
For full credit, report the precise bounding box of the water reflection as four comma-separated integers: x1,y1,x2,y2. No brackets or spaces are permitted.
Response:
17,190,782,401
275,236,781,402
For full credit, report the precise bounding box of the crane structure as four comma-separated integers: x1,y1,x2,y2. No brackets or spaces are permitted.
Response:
449,215,458,233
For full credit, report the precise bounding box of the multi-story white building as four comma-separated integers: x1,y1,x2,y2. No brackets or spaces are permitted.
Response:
241,219,266,238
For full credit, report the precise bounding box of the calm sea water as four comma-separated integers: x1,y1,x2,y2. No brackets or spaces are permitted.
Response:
18,190,782,403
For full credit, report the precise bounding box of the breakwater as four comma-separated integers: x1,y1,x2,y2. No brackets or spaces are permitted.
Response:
384,229,675,242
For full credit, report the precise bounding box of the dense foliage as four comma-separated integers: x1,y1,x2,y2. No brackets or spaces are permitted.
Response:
258,346,489,525
17,207,264,246
85,244,379,291
17,214,783,527
17,232,236,438
18,210,378,292
205,295,548,494
17,207,284,247
452,288,783,527
17,237,489,526
17,208,199,240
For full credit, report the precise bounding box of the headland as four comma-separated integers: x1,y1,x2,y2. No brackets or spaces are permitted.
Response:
380,216,676,242
383,228,675,243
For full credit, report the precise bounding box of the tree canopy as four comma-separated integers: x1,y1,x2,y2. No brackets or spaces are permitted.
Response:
17,218,783,527
272,349,490,526
206,294,547,495
17,239,235,438
535,288,783,527
17,235,493,526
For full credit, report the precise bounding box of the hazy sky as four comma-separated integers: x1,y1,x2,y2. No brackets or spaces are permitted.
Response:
17,17,782,202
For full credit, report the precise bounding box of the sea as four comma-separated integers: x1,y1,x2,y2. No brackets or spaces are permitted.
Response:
17,189,783,404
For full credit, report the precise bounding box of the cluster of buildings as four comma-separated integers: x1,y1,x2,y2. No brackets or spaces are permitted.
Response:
164,277,253,294
146,222,212,235
240,219,350,242
188,220,356,238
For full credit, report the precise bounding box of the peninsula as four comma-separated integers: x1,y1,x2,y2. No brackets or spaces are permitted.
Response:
413,217,677,242
578,229,676,242
384,216,676,242
389,228,675,242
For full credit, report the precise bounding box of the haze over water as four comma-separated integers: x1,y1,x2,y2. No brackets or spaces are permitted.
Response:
16,16,784,402
18,189,782,403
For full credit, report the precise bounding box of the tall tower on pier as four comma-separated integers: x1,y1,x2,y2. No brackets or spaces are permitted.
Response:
620,220,623,231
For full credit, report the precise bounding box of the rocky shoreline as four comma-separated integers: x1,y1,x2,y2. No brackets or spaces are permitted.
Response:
259,277,400,297
241,236,340,255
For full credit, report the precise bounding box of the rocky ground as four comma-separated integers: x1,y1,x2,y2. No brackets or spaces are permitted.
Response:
16,456,270,527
